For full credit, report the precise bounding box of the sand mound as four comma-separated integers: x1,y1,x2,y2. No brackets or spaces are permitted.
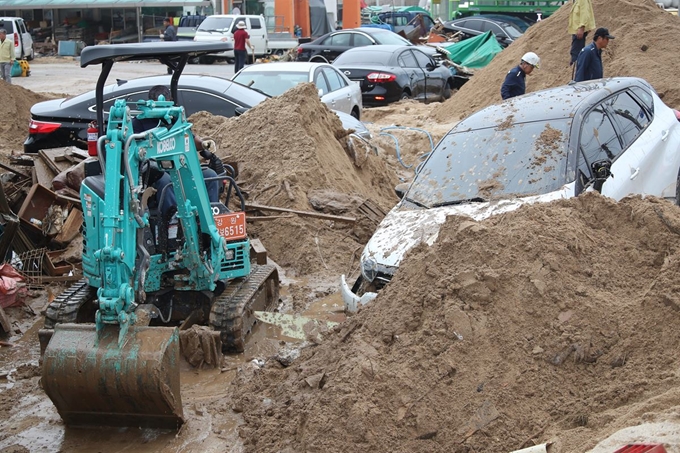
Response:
431,0,680,122
189,83,399,275
232,193,680,452
0,83,49,151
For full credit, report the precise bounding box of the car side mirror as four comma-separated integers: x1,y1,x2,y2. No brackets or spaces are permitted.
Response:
394,182,410,199
426,61,437,71
318,88,324,97
235,107,249,116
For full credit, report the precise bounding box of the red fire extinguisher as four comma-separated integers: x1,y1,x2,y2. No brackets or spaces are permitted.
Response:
87,121,98,157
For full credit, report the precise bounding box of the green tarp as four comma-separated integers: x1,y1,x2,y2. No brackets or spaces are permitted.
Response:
441,30,503,69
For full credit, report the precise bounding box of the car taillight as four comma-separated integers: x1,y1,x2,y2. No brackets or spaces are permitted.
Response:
28,119,62,134
297,47,303,54
367,72,397,83
13,32,18,48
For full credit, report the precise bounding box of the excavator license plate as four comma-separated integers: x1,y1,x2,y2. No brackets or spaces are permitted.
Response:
214,212,247,241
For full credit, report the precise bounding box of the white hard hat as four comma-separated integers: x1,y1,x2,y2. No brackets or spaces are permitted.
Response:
521,52,540,69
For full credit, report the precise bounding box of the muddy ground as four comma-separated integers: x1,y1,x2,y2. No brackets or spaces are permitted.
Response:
3,1,680,450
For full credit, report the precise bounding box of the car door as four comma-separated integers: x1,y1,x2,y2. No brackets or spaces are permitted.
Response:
321,66,352,114
315,32,352,62
412,48,443,101
246,16,267,55
313,68,334,108
601,88,680,200
397,49,425,101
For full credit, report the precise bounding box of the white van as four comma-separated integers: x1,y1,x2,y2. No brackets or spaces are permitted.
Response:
0,17,34,60
193,14,268,63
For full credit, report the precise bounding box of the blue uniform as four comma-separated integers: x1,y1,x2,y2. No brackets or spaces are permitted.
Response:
574,42,603,82
500,65,526,100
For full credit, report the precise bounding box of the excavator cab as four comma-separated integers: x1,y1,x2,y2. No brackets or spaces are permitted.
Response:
39,42,279,429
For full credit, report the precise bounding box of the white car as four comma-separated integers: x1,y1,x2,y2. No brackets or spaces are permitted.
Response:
342,77,680,311
232,62,363,119
0,17,34,60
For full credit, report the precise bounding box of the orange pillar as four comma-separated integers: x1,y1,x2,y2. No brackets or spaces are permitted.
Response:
295,0,311,37
275,0,295,33
343,0,361,29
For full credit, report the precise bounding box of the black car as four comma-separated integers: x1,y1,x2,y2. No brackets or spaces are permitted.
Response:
478,14,532,32
24,74,371,153
333,45,455,106
24,75,267,153
442,16,523,47
296,27,416,64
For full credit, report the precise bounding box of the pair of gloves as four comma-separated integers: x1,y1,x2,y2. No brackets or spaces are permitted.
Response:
199,139,226,177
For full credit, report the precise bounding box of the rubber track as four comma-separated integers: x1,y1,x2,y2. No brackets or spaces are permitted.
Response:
43,278,98,329
209,264,279,353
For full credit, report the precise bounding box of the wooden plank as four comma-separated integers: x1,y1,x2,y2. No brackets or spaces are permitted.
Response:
38,150,62,175
246,215,294,222
245,203,356,224
33,157,55,188
54,208,83,243
0,161,30,179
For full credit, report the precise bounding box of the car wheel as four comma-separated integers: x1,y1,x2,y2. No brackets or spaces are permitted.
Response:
27,47,34,61
442,82,452,100
401,91,412,100
310,56,329,64
351,107,360,120
273,49,285,56
198,56,215,65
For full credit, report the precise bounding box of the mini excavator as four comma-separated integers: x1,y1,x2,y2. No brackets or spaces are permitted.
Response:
37,42,279,429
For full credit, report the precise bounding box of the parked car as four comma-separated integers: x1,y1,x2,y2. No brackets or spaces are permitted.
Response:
296,27,415,63
341,77,680,308
442,16,523,47
232,62,362,119
0,17,34,60
374,10,436,35
193,14,269,62
24,74,370,153
479,14,532,32
333,45,454,106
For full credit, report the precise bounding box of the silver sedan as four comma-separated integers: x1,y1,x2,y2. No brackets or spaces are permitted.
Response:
232,61,363,119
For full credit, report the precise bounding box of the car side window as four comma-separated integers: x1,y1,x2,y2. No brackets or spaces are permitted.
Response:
412,50,432,68
466,20,483,32
629,86,655,115
249,18,262,29
352,33,372,47
314,71,331,95
323,68,346,92
398,50,418,68
603,91,651,148
423,16,435,29
328,33,351,46
579,105,623,173
454,20,467,28
178,90,236,117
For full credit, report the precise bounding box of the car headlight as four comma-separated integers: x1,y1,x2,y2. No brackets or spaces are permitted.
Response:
361,256,378,283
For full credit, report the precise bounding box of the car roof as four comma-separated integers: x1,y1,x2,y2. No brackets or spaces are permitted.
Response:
455,77,654,130
237,61,329,72
342,44,411,54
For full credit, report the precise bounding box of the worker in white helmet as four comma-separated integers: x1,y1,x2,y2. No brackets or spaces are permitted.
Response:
500,52,540,100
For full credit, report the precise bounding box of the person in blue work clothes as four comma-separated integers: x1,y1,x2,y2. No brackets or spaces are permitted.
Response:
500,52,540,100
573,27,614,82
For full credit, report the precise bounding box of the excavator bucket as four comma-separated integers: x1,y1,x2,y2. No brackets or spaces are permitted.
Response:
41,323,184,429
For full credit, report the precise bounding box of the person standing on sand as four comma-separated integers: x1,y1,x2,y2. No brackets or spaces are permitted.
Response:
0,29,15,85
500,52,540,100
568,0,596,74
574,27,614,83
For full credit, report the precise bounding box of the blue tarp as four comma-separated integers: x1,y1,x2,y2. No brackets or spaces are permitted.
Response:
440,30,503,69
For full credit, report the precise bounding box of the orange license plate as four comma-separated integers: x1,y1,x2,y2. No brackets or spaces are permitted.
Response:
214,212,247,241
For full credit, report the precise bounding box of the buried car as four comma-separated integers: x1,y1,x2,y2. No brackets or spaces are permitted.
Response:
342,77,680,310
24,74,370,153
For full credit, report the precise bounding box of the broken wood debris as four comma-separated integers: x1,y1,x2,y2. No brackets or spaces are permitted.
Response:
245,202,357,224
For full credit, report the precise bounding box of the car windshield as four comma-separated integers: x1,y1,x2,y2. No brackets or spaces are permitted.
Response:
232,71,309,96
333,49,391,65
374,32,412,46
197,17,233,32
405,118,573,208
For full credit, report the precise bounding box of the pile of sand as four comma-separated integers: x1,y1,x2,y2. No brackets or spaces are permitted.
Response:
190,83,400,276
0,83,49,151
431,0,680,122
231,193,680,452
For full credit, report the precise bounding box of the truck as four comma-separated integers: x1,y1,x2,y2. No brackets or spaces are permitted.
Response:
193,14,298,63
451,0,568,22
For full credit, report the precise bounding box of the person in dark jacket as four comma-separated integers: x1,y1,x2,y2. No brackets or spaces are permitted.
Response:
574,27,614,82
160,18,178,75
500,52,540,100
